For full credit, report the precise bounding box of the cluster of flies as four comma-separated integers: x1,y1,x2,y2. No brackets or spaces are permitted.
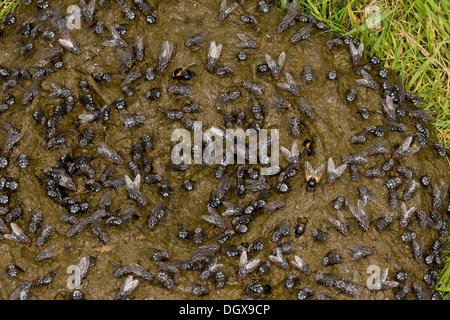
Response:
0,0,448,300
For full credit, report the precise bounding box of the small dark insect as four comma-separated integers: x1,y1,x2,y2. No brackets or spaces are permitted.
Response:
312,229,327,242
265,52,285,79
349,42,364,65
305,161,325,192
185,32,206,47
172,64,194,80
302,65,316,83
348,199,370,231
277,1,299,33
217,0,235,23
241,14,257,25
206,42,222,72
277,73,300,96
322,249,341,266
329,211,348,236
327,158,347,185
291,23,314,44
347,244,373,260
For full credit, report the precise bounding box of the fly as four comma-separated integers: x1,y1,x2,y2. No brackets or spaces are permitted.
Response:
148,201,165,230
265,51,285,79
97,142,123,164
277,1,299,33
304,161,325,192
217,0,235,23
299,97,316,120
348,199,370,231
277,72,300,96
172,64,195,80
117,275,139,300
2,122,24,153
349,42,364,65
280,141,300,168
242,81,265,95
291,255,311,275
157,41,174,72
216,89,241,108
102,26,127,47
58,36,81,55
347,244,373,260
185,32,206,47
356,70,379,89
326,157,347,185
35,244,58,261
236,33,259,49
80,0,96,25
206,41,223,72
22,80,41,105
124,174,146,206
202,206,226,229
267,92,291,110
167,84,194,96
4,222,31,244
237,250,260,280
291,23,314,44
328,210,349,236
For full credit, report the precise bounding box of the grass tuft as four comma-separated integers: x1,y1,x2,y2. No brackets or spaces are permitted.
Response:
0,0,20,20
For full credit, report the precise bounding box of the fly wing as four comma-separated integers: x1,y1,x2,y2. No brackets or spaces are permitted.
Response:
304,161,313,181
77,255,90,278
291,141,299,158
122,275,139,293
102,39,117,47
348,203,361,222
239,250,248,268
277,51,286,69
398,136,413,152
124,175,134,192
346,244,363,252
97,191,112,211
10,222,25,236
159,41,174,61
281,2,299,24
327,157,336,174
280,146,292,161
277,82,292,91
265,53,276,71
291,255,305,269
313,163,325,182
216,173,229,199
245,258,260,272
357,43,364,58
201,214,219,226
360,69,373,80
335,163,348,177
357,199,368,218
380,268,389,282
237,33,250,41
382,281,400,289
110,25,121,40
285,72,295,84
208,41,222,60
220,0,227,11
337,210,346,223
87,0,96,15
80,0,87,11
